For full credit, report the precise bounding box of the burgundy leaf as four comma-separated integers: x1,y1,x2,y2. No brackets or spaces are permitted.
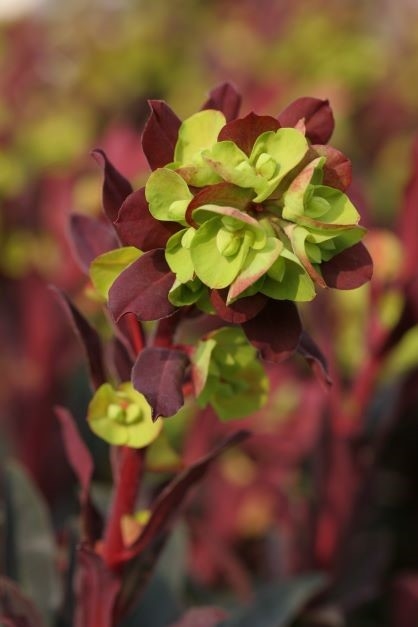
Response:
201,82,242,121
242,300,302,362
69,213,120,272
109,337,134,382
398,138,418,278
55,406,103,543
51,288,107,389
297,330,332,387
0,577,45,627
131,347,189,419
74,545,121,627
141,100,181,170
211,289,267,323
312,144,352,191
218,112,280,155
171,607,229,626
321,242,373,289
278,97,335,144
122,430,250,561
114,187,179,251
186,183,254,226
108,249,176,322
91,149,133,222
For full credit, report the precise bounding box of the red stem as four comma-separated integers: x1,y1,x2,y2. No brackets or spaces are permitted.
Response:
101,447,145,568
126,312,145,353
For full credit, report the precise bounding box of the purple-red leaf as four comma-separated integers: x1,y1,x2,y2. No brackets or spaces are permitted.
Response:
297,330,332,387
108,249,176,322
121,430,250,561
52,288,107,389
312,144,352,191
114,187,179,251
55,406,103,543
211,289,267,323
91,149,133,222
201,82,242,121
74,545,121,627
131,347,189,419
321,242,373,289
242,300,302,362
171,607,229,627
218,112,280,155
186,182,254,226
141,100,181,170
69,214,120,272
0,577,45,627
278,97,335,144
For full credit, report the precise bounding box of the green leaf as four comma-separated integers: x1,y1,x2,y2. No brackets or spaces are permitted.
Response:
190,217,252,289
250,128,309,202
203,140,258,188
4,461,61,625
90,246,142,299
228,237,282,301
165,229,195,283
173,110,226,186
145,168,193,222
192,337,217,395
262,248,316,301
168,277,207,306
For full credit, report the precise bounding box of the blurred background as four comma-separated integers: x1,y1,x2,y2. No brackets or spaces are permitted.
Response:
2,1,418,625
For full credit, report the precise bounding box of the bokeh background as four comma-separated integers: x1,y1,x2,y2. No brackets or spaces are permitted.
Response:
2,1,418,626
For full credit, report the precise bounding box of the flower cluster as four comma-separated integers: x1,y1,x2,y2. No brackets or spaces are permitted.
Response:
145,110,364,309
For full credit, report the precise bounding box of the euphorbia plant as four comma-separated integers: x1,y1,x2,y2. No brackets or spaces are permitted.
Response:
56,83,372,626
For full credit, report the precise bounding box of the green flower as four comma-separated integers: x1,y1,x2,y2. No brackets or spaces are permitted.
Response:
192,327,269,420
87,382,162,448
202,127,309,202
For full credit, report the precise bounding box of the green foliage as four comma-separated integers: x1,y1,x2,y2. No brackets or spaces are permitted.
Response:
192,327,269,420
89,246,142,299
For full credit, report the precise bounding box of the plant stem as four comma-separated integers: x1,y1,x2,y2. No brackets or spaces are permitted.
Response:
101,447,145,568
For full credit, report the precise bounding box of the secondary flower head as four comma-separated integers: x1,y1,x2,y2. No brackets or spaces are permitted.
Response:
87,382,162,447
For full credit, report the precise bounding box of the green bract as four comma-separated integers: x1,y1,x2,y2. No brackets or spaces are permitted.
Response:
89,246,142,299
192,327,269,420
203,127,309,202
87,382,162,447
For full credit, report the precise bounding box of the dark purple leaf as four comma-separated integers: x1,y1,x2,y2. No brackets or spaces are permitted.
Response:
0,577,45,627
278,97,335,144
55,406,103,543
321,242,373,289
74,545,121,627
122,430,250,561
69,213,120,272
312,144,352,191
108,249,176,322
171,607,229,626
51,288,107,389
218,112,280,156
131,347,189,419
201,82,242,121
186,183,254,226
109,336,134,382
242,300,302,362
114,187,179,251
297,330,332,386
211,289,267,323
141,100,181,170
91,149,133,222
